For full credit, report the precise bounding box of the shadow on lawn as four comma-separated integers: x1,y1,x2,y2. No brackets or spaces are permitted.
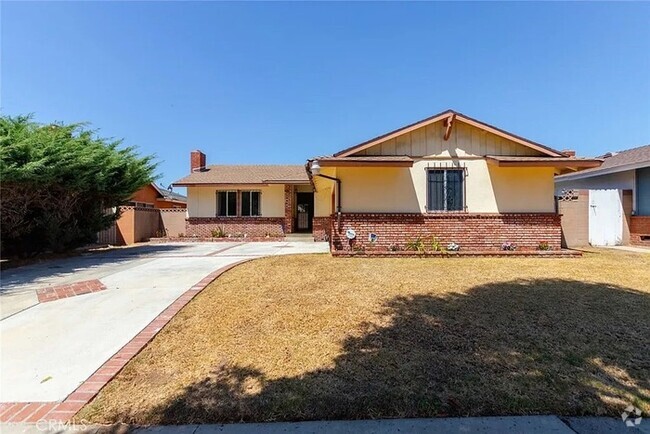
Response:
149,279,650,423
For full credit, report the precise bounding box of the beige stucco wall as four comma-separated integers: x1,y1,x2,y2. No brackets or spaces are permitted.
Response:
336,166,421,213
482,164,556,212
314,183,332,217
313,160,556,214
187,184,286,218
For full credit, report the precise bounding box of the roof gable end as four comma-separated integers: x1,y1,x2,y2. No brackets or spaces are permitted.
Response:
334,110,564,158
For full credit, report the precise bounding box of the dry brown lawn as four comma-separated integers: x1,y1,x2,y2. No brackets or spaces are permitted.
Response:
79,249,650,424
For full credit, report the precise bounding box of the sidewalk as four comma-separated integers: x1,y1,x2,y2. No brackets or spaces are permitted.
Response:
599,245,650,253
2,416,649,434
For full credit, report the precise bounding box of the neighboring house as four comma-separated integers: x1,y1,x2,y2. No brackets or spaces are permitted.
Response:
174,109,602,250
97,183,187,245
129,182,187,209
555,144,650,247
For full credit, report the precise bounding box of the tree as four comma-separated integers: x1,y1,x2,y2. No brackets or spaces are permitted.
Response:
0,115,157,256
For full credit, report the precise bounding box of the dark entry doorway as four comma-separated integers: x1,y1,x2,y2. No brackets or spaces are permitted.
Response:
295,192,314,232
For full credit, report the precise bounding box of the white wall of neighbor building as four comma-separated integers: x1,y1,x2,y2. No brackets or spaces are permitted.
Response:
187,184,286,217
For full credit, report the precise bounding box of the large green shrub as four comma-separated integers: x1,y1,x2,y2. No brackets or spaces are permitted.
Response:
0,115,157,256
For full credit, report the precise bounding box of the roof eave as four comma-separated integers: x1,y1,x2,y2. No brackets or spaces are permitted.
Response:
263,179,311,184
157,197,187,204
555,160,649,181
172,182,271,187
318,160,414,168
485,156,603,169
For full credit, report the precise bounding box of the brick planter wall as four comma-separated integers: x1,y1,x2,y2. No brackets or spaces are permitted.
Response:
313,217,331,241
330,213,562,251
630,216,650,246
186,217,285,238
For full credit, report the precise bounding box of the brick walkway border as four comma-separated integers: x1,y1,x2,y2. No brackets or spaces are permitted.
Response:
36,279,107,303
0,259,251,423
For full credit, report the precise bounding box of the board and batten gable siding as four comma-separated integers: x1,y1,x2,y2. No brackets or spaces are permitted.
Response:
187,185,285,218
355,121,546,158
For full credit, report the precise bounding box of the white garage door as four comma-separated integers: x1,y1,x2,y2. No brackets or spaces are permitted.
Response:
588,189,623,246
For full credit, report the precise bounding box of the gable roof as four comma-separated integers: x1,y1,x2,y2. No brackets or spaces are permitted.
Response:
556,144,650,181
173,165,309,186
333,109,565,158
149,183,187,203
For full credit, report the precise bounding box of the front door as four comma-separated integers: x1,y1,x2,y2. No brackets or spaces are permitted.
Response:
296,192,314,232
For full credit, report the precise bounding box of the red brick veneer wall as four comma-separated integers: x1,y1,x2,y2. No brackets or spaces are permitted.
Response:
330,213,561,251
313,217,331,241
284,185,294,234
186,217,285,238
630,216,650,246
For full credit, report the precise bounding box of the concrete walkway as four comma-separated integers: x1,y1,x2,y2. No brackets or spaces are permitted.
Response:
2,416,650,434
599,245,650,253
0,242,328,403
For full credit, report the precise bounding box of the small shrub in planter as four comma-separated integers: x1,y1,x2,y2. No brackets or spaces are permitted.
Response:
429,236,443,252
405,237,425,252
211,226,227,238
538,241,551,251
352,243,366,253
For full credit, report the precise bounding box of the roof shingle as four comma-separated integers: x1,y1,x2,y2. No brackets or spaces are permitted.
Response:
556,144,650,179
173,165,309,186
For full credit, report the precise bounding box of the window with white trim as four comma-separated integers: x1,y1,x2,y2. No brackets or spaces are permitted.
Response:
216,191,237,216
240,191,261,216
427,169,465,211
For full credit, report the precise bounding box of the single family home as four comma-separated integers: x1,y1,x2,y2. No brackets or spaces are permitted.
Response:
174,109,602,251
129,182,187,209
555,144,650,247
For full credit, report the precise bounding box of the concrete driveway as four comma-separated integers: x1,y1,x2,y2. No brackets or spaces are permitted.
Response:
0,241,328,403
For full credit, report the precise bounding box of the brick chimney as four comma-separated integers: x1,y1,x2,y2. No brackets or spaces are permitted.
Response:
562,149,576,157
191,150,206,172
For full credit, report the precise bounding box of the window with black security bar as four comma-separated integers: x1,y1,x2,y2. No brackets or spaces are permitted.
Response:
427,168,466,212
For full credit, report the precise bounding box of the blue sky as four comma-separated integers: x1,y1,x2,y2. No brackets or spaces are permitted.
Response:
2,2,649,189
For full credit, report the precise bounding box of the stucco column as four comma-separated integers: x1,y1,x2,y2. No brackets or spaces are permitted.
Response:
284,185,294,234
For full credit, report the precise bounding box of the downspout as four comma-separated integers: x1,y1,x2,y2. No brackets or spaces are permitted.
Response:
316,173,341,214
307,159,342,214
